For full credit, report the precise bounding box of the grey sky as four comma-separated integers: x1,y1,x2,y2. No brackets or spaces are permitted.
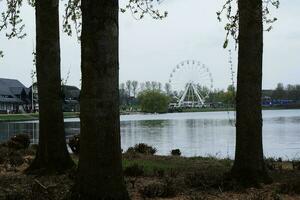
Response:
0,0,299,90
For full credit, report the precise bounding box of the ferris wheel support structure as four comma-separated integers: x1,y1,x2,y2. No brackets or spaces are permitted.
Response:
178,83,205,107
168,60,214,108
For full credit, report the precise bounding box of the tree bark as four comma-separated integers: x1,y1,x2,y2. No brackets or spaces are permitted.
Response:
26,0,74,174
231,0,270,185
73,0,129,199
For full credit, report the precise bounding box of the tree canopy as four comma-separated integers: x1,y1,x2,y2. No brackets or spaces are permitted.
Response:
138,90,170,113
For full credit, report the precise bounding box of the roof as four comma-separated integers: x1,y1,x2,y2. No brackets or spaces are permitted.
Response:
0,78,26,88
0,78,28,103
0,96,23,103
62,85,80,99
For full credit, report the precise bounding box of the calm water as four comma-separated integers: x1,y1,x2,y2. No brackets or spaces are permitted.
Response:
0,110,300,159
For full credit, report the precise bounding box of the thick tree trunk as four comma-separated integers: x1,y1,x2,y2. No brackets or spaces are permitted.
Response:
73,0,129,199
26,0,74,174
231,0,270,185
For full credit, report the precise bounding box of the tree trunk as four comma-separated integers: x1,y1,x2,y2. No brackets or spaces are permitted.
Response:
26,0,74,174
73,0,129,199
231,0,270,185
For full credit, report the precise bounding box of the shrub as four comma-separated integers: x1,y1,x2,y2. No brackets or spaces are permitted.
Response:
8,151,24,166
189,193,209,200
68,135,80,155
279,179,300,194
140,182,164,198
30,144,39,151
5,192,26,200
184,170,224,190
265,158,276,171
126,147,135,154
140,180,177,198
124,164,144,177
132,143,157,155
0,146,9,164
169,168,180,178
140,178,177,198
138,90,170,113
7,134,30,150
171,149,181,156
292,161,300,170
153,167,165,178
265,157,283,171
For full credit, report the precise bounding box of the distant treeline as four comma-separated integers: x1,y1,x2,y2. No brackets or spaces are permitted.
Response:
120,81,300,109
119,80,236,108
263,83,300,101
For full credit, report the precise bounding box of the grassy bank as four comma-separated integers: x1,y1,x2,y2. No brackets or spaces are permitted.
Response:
1,107,300,122
2,145,300,200
172,106,300,113
0,112,80,122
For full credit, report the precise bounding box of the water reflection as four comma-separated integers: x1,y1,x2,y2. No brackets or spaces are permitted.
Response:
0,109,300,158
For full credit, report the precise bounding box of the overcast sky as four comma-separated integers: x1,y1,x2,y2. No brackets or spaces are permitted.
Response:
0,0,299,90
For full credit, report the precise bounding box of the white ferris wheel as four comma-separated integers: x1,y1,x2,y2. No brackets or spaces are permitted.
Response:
168,60,214,108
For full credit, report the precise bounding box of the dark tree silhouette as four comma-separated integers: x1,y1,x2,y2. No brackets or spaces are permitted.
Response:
73,0,129,199
231,0,270,185
27,0,74,173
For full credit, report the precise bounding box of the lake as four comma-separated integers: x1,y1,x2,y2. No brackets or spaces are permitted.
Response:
0,109,300,159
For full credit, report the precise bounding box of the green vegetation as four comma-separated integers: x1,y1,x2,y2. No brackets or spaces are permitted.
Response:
2,140,300,199
122,154,232,176
271,83,300,100
138,90,170,113
0,112,79,122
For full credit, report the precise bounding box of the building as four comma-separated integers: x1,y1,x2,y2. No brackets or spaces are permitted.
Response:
0,78,30,114
0,78,81,114
62,85,80,112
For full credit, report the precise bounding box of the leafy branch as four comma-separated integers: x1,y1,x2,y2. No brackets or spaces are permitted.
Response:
0,0,26,39
63,0,81,40
120,0,168,20
63,0,168,40
217,0,280,49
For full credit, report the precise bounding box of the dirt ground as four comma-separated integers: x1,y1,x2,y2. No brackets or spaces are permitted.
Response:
1,146,300,199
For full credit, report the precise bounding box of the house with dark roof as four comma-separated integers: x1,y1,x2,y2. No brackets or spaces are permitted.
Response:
0,78,81,114
29,83,81,112
62,85,80,112
0,78,30,114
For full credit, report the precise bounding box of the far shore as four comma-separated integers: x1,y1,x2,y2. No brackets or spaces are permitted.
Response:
0,107,299,122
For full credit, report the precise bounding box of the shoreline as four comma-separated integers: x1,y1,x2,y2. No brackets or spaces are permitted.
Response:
0,107,299,122
1,146,300,199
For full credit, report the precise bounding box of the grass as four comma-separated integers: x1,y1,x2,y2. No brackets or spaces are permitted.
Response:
3,146,300,199
2,107,299,122
122,154,233,176
177,106,300,113
0,112,80,122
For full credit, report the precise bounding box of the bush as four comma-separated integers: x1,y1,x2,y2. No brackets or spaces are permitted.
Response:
140,178,177,198
171,149,181,156
7,134,30,150
0,146,9,164
138,90,170,113
30,144,39,151
153,167,165,178
265,157,284,171
68,135,80,155
184,170,224,190
8,151,24,167
126,147,135,154
279,179,300,194
265,158,276,171
126,143,157,155
134,143,157,155
292,161,300,170
140,182,164,198
124,164,144,177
